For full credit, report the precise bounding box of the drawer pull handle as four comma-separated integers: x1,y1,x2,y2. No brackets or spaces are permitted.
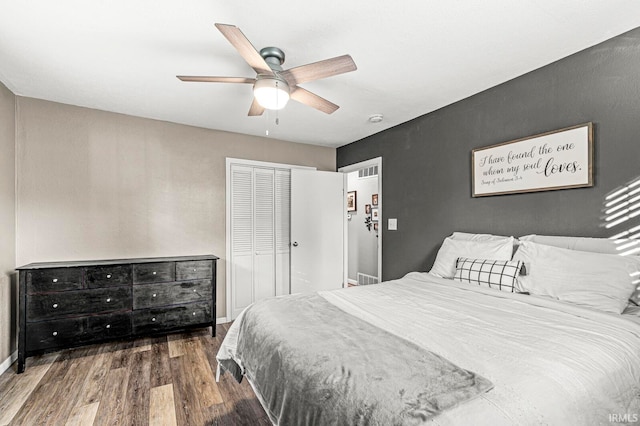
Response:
151,317,156,322
106,324,111,329
106,274,112,279
52,278,58,283
192,312,196,316
106,298,111,303
152,271,157,275
52,331,58,336
52,303,58,309
152,293,157,298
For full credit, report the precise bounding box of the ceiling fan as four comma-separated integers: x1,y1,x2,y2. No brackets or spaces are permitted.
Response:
177,23,357,116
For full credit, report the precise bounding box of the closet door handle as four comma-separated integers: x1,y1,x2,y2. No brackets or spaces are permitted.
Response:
292,242,298,247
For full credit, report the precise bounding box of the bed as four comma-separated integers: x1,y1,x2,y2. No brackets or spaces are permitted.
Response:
217,233,640,425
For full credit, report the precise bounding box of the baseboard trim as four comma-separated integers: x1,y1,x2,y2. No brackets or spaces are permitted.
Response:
216,316,229,325
0,350,17,375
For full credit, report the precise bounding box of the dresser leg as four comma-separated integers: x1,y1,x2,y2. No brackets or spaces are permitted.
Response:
17,351,25,374
211,325,216,337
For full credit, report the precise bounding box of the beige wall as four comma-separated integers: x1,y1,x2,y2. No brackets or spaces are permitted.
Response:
0,82,16,364
15,97,335,318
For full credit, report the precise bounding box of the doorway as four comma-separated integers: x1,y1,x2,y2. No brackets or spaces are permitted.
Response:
339,157,382,285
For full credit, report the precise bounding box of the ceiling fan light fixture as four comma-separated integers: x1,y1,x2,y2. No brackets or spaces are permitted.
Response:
253,77,290,110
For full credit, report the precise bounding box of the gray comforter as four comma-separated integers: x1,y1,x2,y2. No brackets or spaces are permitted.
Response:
217,293,493,425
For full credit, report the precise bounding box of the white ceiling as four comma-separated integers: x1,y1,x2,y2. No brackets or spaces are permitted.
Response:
1,1,639,148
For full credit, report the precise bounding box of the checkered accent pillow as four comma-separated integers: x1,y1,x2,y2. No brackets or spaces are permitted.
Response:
454,257,523,292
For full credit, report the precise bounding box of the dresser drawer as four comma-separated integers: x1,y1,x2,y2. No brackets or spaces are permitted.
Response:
176,260,213,280
26,317,84,351
133,262,175,284
26,313,132,352
27,287,131,320
133,280,212,309
86,312,132,340
132,302,212,334
86,265,132,288
26,268,82,294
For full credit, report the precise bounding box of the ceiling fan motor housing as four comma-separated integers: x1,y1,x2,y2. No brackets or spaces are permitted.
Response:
260,46,286,69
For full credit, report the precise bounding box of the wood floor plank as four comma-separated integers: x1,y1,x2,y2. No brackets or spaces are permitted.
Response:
183,338,223,407
167,337,186,358
218,372,268,421
207,403,235,426
77,350,112,406
132,336,153,353
9,351,74,424
0,353,58,426
109,348,132,370
149,384,177,426
93,367,130,426
123,349,152,425
65,402,100,426
169,347,207,426
150,337,172,388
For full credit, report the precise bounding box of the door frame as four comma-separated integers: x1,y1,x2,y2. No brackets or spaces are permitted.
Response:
338,157,383,283
225,158,315,321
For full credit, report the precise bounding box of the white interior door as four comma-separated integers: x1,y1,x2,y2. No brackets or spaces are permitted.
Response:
291,169,345,294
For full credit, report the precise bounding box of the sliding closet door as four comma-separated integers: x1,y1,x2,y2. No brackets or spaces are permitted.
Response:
230,165,254,319
229,164,291,319
274,170,291,296
253,168,276,302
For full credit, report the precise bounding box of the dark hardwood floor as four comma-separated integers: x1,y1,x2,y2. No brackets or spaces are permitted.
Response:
0,323,269,425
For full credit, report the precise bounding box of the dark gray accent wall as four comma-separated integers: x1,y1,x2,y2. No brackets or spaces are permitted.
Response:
337,27,640,281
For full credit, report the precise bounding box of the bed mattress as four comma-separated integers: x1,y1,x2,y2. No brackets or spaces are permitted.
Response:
218,272,640,425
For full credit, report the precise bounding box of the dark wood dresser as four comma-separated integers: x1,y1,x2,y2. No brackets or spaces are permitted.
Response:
17,255,218,373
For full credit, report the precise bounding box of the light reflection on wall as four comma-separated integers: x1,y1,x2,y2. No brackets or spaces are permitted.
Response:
604,176,640,293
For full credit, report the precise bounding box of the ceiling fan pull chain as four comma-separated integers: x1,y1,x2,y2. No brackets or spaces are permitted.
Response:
275,82,280,126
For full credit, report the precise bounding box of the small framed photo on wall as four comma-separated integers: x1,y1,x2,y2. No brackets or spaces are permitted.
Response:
347,191,357,212
372,194,379,206
371,208,379,222
365,204,371,214
373,223,379,231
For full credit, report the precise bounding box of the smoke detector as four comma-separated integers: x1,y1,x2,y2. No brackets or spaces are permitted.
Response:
368,114,383,123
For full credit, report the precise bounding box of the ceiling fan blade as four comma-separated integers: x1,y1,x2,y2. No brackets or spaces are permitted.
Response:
214,23,274,76
280,55,356,86
248,98,265,116
177,76,256,84
290,86,339,114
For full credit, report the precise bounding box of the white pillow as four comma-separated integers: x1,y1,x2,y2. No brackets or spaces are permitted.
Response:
429,237,515,279
451,232,513,243
452,231,519,256
513,241,639,314
518,234,626,255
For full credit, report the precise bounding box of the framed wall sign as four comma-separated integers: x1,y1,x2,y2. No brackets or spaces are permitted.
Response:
472,123,593,197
